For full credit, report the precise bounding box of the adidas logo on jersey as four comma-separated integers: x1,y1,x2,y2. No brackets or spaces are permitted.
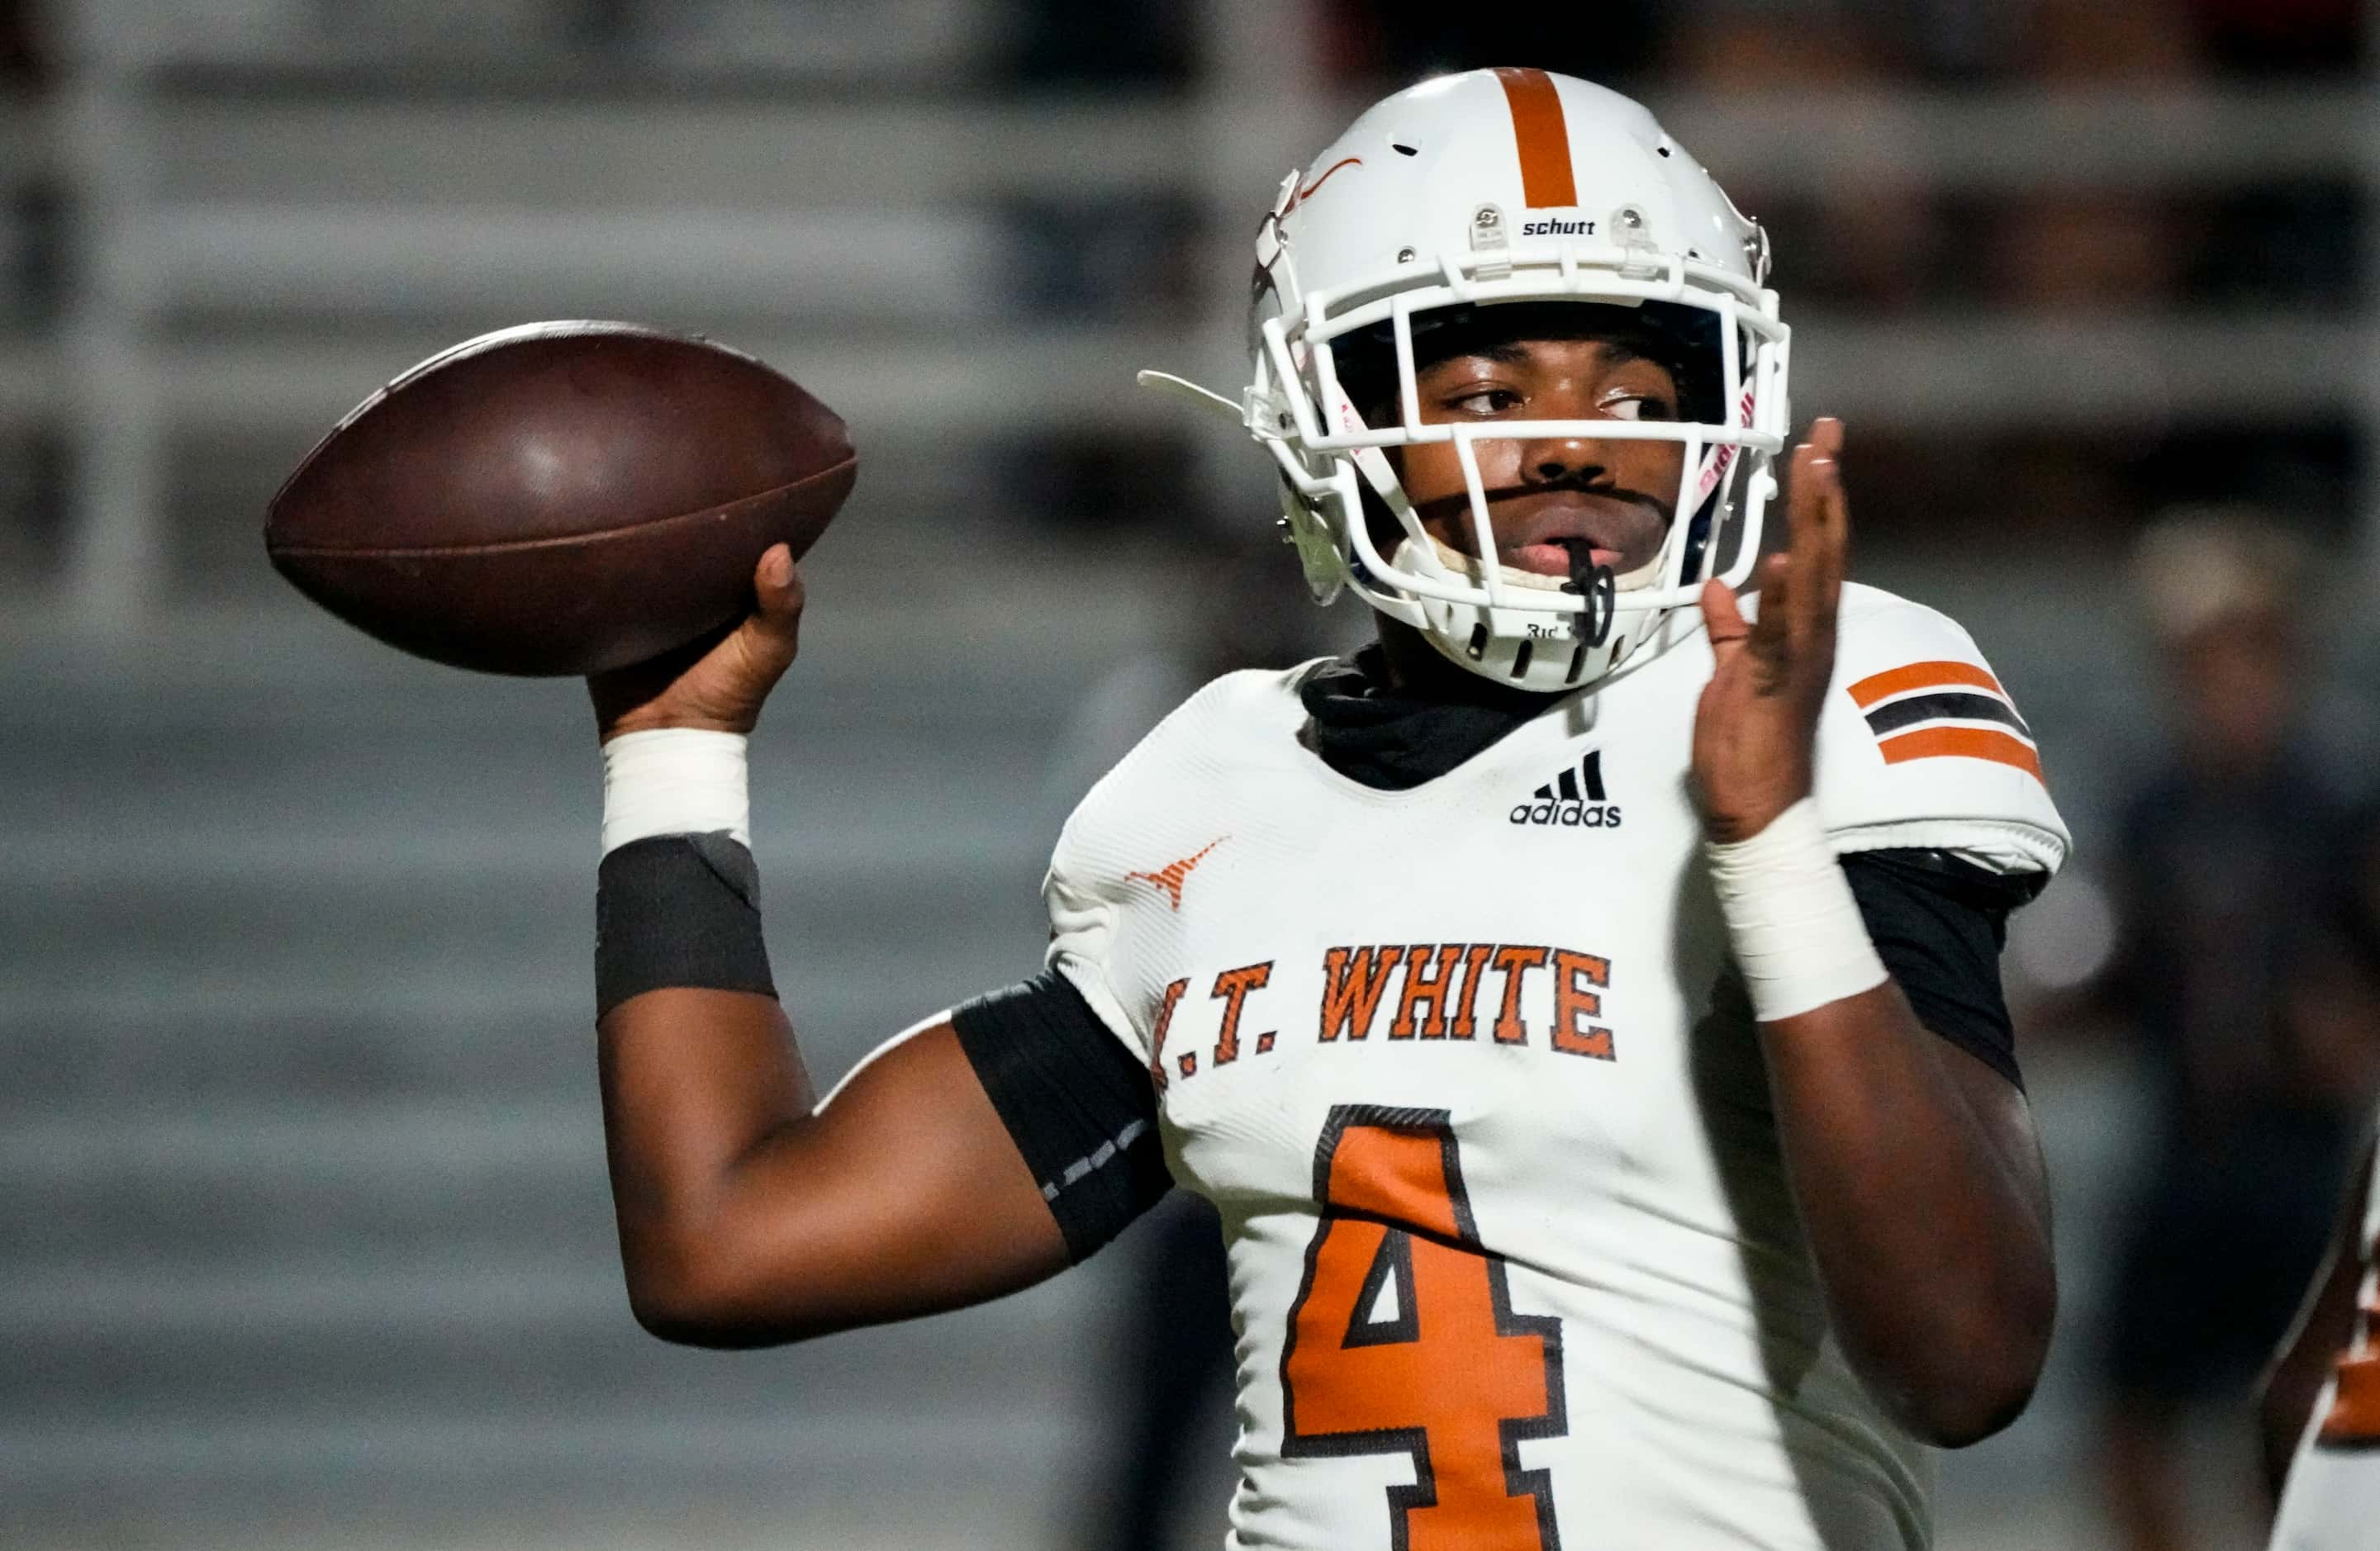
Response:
1508,751,1622,828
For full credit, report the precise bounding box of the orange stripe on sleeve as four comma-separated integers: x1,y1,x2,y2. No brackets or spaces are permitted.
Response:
1492,67,1578,209
1878,725,2045,782
1847,659,2006,708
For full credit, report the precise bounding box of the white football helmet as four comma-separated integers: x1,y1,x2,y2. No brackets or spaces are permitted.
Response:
1150,69,1789,693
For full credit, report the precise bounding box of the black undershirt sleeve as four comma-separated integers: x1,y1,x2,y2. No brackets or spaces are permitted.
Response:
948,970,1169,1263
1840,847,2044,1090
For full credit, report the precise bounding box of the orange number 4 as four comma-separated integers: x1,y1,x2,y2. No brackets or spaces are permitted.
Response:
1280,1106,1567,1549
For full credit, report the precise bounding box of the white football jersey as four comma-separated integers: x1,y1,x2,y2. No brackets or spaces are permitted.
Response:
1046,582,2069,1551
2269,1126,2380,1551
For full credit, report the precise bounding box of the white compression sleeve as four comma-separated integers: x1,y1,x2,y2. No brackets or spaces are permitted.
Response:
600,728,751,856
1704,797,1888,1023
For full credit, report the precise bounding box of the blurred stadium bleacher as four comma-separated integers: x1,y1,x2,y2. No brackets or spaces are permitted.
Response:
2,3,2374,1549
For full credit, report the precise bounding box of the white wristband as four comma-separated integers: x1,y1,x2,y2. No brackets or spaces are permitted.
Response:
1704,797,1888,1023
601,728,751,856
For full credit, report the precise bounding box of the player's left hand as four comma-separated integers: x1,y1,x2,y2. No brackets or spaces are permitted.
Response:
1691,417,1847,844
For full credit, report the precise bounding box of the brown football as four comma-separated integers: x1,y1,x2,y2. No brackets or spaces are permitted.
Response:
265,321,856,676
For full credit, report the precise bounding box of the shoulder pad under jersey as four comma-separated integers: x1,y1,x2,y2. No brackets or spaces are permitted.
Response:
1042,663,1318,1052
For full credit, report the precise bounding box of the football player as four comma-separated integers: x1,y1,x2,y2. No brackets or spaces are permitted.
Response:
2263,1114,2380,1549
583,71,2067,1549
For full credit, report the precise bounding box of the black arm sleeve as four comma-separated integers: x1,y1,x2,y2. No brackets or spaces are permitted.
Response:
1839,848,2045,1091
595,833,777,1019
948,969,1170,1263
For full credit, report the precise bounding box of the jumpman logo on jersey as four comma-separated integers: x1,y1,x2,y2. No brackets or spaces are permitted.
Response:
1126,837,1228,911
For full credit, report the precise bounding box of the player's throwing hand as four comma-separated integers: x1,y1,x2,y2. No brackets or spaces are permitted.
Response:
587,544,806,742
1692,417,1850,843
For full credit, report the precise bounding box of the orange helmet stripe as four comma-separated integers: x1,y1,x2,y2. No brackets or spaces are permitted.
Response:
1297,157,1364,205
1492,67,1579,209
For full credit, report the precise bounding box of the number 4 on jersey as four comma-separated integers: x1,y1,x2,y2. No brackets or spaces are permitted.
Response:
1281,1106,1568,1549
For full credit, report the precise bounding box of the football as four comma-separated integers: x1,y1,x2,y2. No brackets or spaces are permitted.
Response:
265,321,856,676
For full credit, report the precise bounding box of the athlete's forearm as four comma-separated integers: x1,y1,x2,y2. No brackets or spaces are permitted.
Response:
597,992,1070,1347
584,678,1068,1343
1756,980,2055,1447
589,727,826,1337
598,987,819,1336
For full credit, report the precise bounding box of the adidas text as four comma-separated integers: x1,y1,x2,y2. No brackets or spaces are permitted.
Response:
1509,800,1624,828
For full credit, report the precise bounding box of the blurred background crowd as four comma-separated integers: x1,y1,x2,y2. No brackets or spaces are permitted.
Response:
2,2,2375,1549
